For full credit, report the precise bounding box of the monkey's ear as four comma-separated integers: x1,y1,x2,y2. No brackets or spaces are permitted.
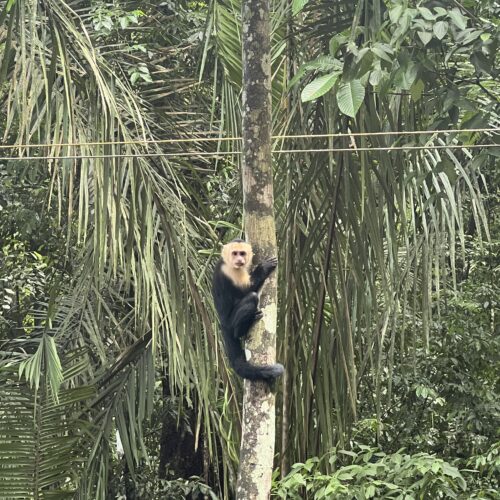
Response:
221,243,230,263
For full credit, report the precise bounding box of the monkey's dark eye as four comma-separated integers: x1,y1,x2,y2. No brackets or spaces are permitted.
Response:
232,251,238,256
240,251,246,257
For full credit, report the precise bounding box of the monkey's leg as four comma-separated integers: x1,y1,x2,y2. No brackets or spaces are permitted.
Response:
231,293,261,338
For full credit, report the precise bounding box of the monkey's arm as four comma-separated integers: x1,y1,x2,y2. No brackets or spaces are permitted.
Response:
212,262,235,327
249,257,277,293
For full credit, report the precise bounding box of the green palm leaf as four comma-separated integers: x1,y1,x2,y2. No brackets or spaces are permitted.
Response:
0,349,94,499
336,79,365,117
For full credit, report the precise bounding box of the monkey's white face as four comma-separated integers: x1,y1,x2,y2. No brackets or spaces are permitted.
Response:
231,248,248,268
222,242,253,271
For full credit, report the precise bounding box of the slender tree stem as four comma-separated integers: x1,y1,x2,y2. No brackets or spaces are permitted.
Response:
237,1,278,498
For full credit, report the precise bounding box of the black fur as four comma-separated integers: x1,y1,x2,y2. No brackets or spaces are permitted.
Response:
212,256,284,382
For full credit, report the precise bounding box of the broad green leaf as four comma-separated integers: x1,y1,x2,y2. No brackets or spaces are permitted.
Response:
301,72,339,102
336,80,365,117
417,31,432,46
290,56,341,88
431,461,442,473
306,55,341,72
330,33,349,56
392,11,413,42
372,46,393,63
389,4,403,24
410,79,425,102
442,462,463,479
433,21,448,40
369,68,385,86
130,72,140,84
292,0,309,16
339,450,358,457
366,484,376,498
394,62,418,90
456,29,482,45
418,7,435,21
356,47,371,62
448,8,467,30
336,471,354,481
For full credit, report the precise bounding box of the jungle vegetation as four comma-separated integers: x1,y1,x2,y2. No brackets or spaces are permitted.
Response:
0,0,498,498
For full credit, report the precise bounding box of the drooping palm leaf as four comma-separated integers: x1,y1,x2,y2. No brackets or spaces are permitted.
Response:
0,346,94,499
1,0,238,493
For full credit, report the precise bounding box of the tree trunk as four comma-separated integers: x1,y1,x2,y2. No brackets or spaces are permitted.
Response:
237,1,278,498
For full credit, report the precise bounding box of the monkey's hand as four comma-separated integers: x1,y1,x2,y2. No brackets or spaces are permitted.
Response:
261,256,278,274
253,309,264,323
250,257,278,292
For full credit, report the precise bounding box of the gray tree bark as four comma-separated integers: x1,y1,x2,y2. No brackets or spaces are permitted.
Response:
236,1,278,499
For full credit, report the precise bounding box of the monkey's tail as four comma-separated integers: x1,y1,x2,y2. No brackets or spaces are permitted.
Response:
233,357,284,382
223,330,284,382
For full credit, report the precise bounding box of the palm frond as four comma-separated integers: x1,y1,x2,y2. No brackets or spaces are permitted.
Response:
0,348,94,499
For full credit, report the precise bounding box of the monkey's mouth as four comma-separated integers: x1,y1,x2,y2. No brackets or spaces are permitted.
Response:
234,262,245,268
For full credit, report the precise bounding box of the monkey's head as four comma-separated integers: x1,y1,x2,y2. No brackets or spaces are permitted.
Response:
222,239,253,271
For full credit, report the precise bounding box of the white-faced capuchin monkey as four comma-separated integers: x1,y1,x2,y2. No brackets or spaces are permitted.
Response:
212,239,284,383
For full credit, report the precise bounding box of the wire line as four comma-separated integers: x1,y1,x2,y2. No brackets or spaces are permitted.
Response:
0,143,497,161
0,127,498,150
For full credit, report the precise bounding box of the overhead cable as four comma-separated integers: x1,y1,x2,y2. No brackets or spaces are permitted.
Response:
0,127,498,151
0,143,497,161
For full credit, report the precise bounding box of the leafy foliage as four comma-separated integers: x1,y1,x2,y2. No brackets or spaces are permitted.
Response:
0,0,232,496
0,166,66,338
0,348,94,499
464,442,500,498
0,0,498,497
378,274,500,459
273,445,467,499
296,0,500,122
